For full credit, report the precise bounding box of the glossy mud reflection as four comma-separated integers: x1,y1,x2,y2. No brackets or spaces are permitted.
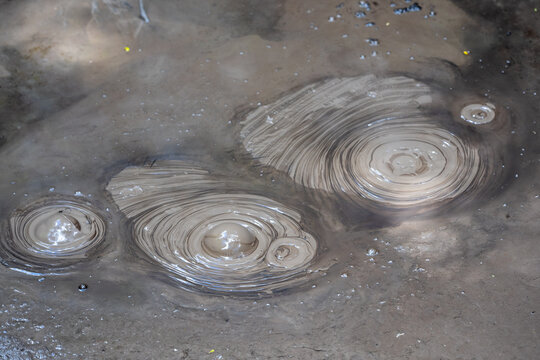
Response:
241,75,499,211
460,102,496,125
106,160,318,295
0,0,538,358
0,198,106,273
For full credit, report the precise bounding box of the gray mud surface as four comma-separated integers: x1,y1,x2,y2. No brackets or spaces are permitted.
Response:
0,0,538,359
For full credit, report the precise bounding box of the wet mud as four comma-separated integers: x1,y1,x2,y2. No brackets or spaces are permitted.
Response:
106,160,319,295
0,0,538,359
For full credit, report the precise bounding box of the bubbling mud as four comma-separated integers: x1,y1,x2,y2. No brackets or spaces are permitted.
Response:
1,199,106,271
240,75,493,210
106,161,318,295
460,103,496,124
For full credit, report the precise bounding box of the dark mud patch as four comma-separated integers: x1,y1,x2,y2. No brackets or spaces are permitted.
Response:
0,46,88,147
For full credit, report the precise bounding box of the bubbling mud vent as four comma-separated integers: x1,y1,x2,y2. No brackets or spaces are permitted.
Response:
0,198,106,273
240,75,503,213
460,102,496,125
106,160,319,295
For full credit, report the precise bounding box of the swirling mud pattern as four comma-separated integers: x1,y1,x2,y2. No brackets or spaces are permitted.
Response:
240,75,494,210
106,161,318,295
1,199,106,272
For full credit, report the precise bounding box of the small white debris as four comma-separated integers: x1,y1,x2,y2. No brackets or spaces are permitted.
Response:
366,248,379,256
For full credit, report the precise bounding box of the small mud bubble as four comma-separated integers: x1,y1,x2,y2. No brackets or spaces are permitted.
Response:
78,283,88,292
275,246,290,260
265,237,317,269
460,103,496,125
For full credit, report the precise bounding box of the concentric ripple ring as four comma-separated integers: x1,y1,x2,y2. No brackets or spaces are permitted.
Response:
460,103,496,124
106,161,318,294
240,75,491,209
1,198,106,271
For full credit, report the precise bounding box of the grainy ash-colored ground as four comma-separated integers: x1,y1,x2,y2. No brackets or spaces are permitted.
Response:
0,0,538,359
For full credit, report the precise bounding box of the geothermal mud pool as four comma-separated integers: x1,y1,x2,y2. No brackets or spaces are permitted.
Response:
0,0,539,359
240,75,502,211
106,160,318,294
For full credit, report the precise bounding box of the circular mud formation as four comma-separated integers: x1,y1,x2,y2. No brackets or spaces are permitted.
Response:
106,161,318,295
1,198,106,272
240,75,496,211
460,103,496,125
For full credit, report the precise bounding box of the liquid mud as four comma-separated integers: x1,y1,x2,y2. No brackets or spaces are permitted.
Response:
0,0,538,359
106,160,319,295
